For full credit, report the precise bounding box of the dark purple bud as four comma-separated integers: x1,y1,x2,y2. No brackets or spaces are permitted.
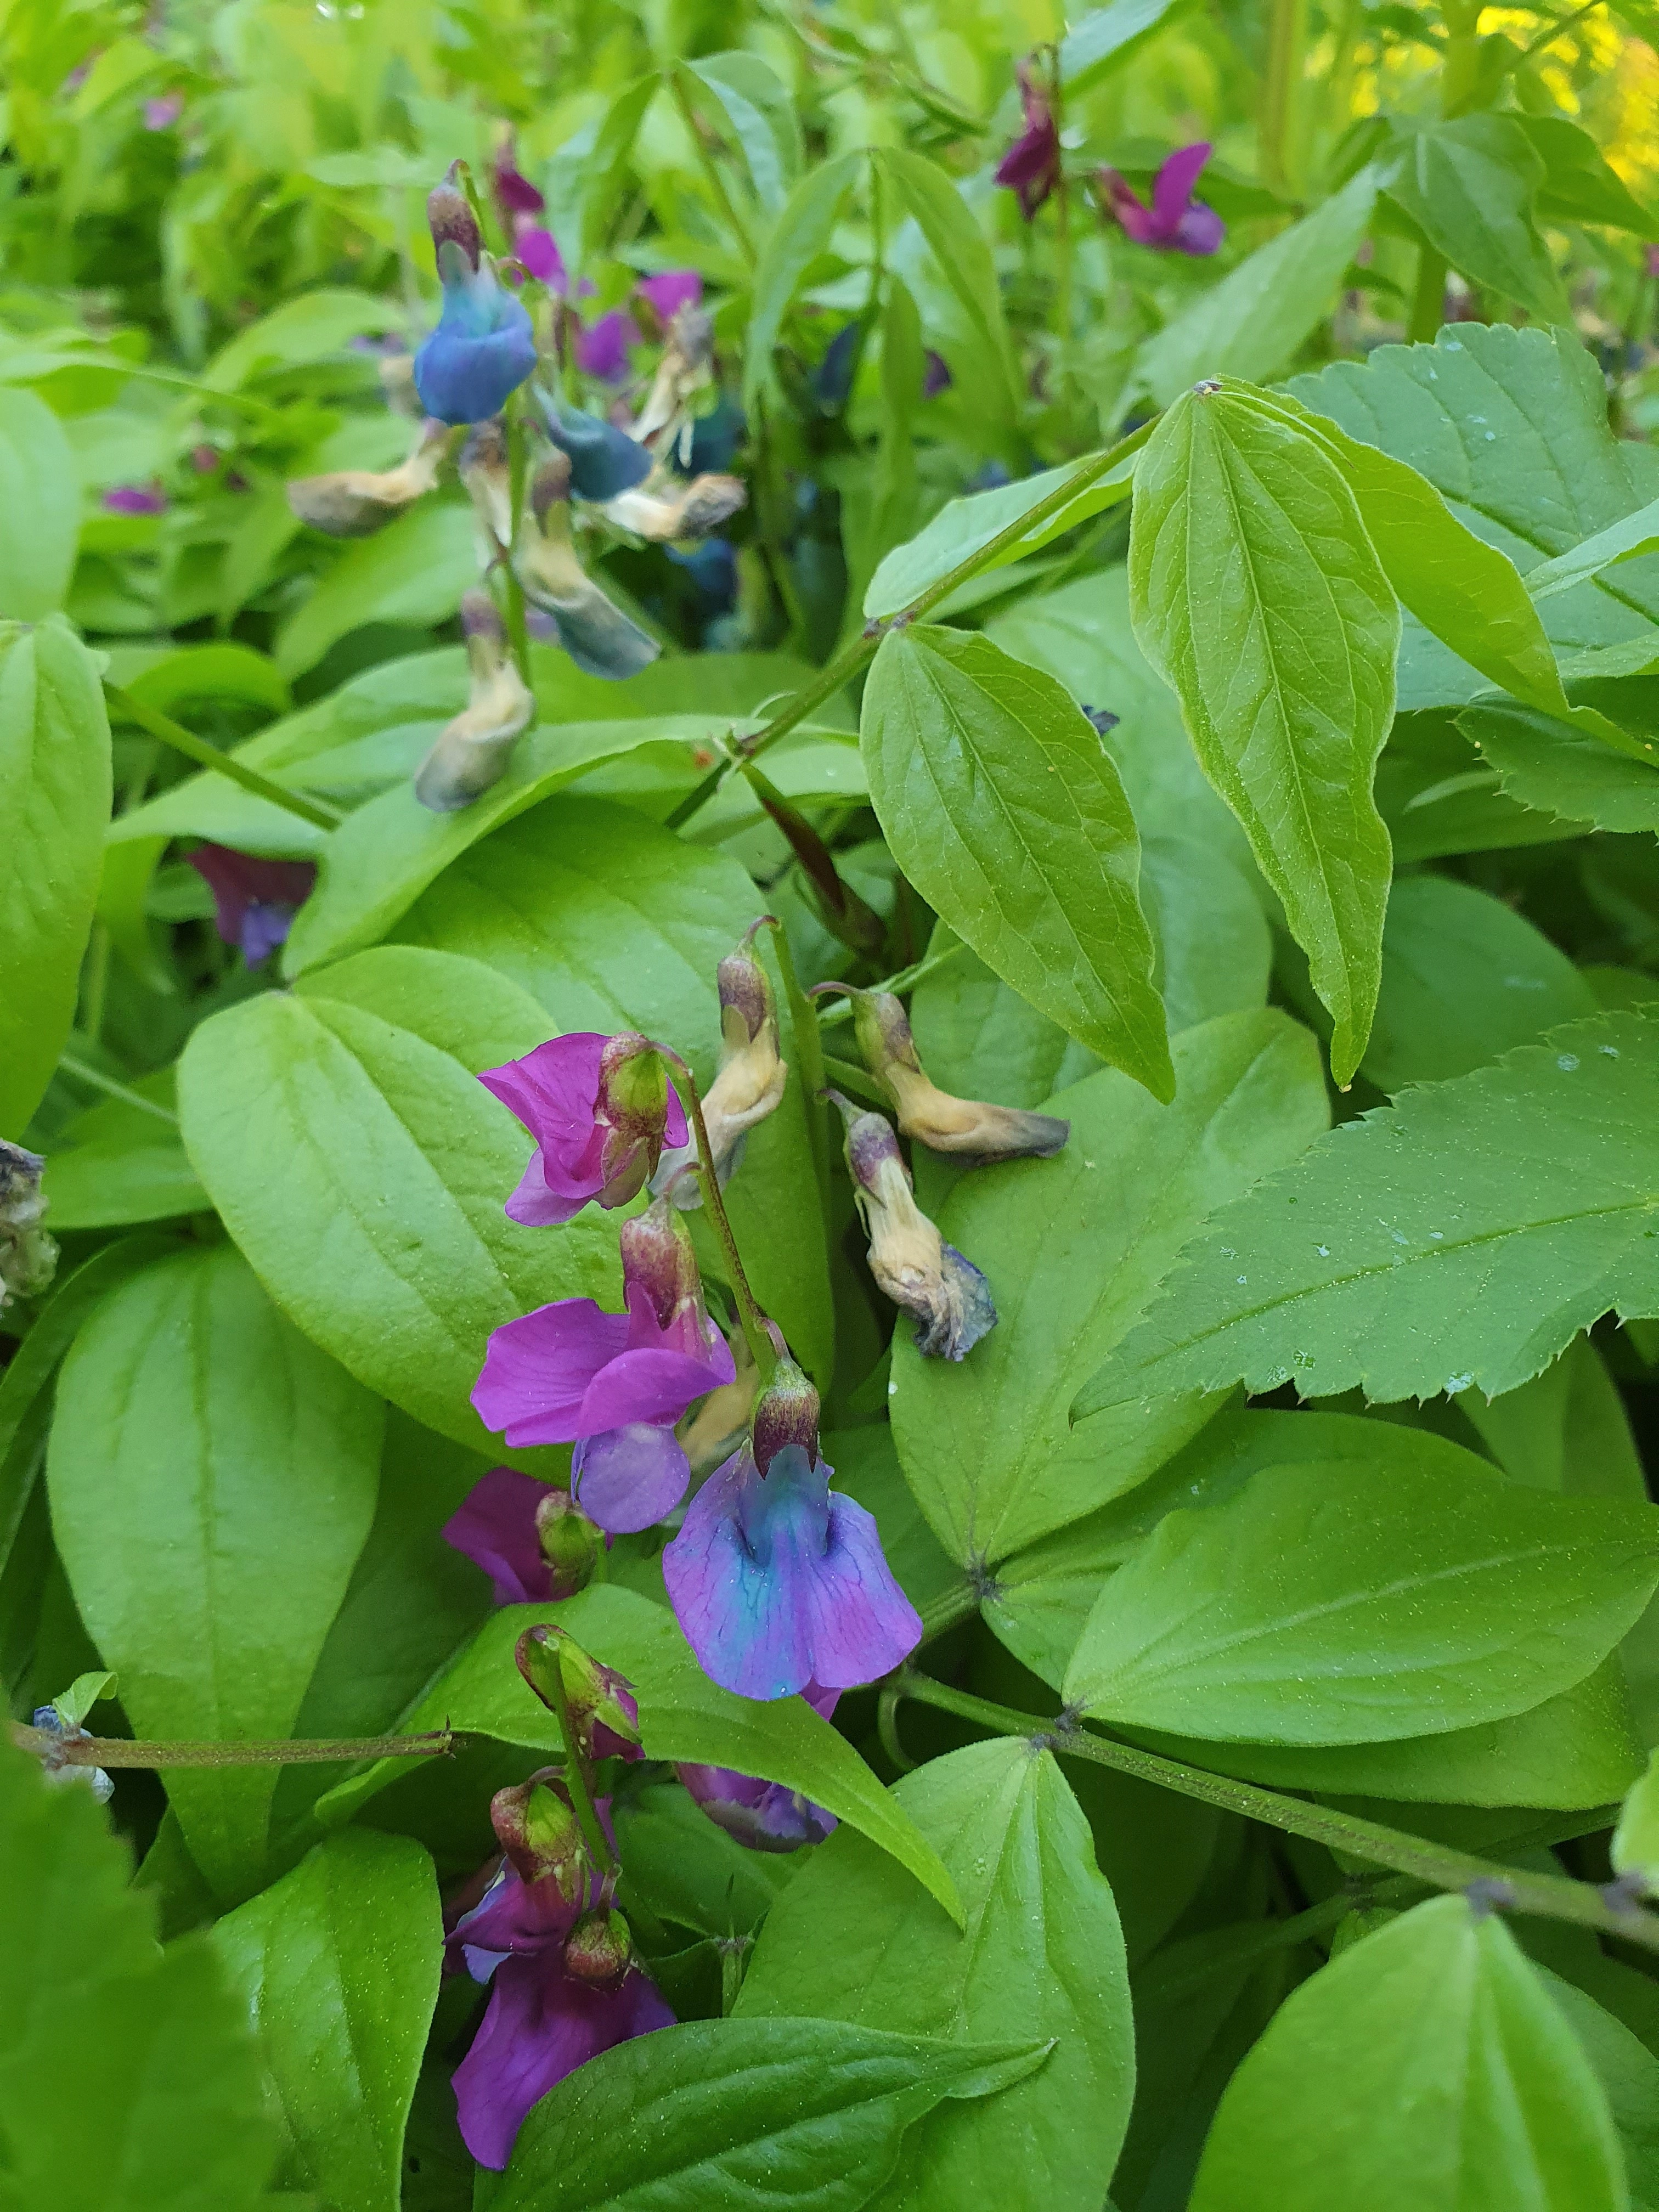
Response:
922,350,952,399
563,1908,633,1988
618,1193,703,1335
1081,703,1120,734
187,844,318,967
490,1775,587,1894
103,483,167,516
751,1356,821,1478
493,146,545,218
717,919,775,1051
428,162,482,272
995,60,1061,221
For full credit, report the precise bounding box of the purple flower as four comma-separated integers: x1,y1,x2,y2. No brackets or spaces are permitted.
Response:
995,62,1061,221
472,1195,733,1531
102,483,167,516
662,1360,921,1701
186,844,317,966
1098,143,1225,256
514,222,568,289
142,92,183,131
576,308,642,386
494,147,545,219
478,1032,687,1227
636,270,703,326
923,350,952,399
443,1468,580,1605
413,167,538,426
448,1786,673,2169
677,1680,840,1850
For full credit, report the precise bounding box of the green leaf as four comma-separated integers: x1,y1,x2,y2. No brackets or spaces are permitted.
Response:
177,952,618,1456
1061,0,1198,89
542,75,657,281
0,387,79,616
743,149,864,411
616,1778,801,1942
1383,116,1568,321
394,796,833,1383
1460,704,1659,833
861,624,1171,1096
1062,1448,1659,1743
50,1668,116,1729
0,616,112,1136
1537,1967,1659,2207
1187,1897,1624,2212
0,1742,280,2211
46,1244,383,1901
1526,499,1659,605
684,52,802,215
315,1584,963,1926
874,149,1022,427
123,640,292,719
274,500,477,679
736,1738,1135,2212
1515,114,1659,238
496,2017,1047,2212
865,450,1138,620
1136,168,1378,406
1076,1010,1659,1412
202,288,405,390
211,1831,441,2212
1363,874,1595,1092
1612,1747,1659,1891
892,1010,1325,1566
42,1068,208,1229
1128,384,1397,1085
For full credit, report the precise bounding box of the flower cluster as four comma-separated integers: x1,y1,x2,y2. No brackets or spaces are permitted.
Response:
284,159,747,812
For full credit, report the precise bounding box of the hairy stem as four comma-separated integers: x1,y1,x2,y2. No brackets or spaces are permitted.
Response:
539,1653,620,1880
503,396,535,698
103,684,341,832
897,1675,1656,1958
664,418,1156,833
10,1722,455,1768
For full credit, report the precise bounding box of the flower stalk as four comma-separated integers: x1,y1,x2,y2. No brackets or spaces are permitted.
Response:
659,1049,775,1380
103,684,341,832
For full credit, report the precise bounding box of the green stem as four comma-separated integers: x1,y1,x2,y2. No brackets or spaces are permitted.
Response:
10,1722,454,1768
766,919,833,1215
538,1660,619,1879
669,70,757,264
1409,245,1448,343
821,1054,888,1107
661,1052,775,1377
1049,50,1072,344
1260,0,1310,193
58,1051,179,1126
664,418,1158,834
103,685,341,833
503,397,535,698
914,1578,979,1645
79,926,110,1047
896,1675,1657,1958
815,935,971,1028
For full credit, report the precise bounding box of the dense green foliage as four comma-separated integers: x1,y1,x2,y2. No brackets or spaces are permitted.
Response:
8,0,1659,2206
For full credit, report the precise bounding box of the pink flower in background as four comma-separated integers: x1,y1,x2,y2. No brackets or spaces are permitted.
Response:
1098,142,1225,256
636,270,703,326
102,484,167,516
513,223,569,289
143,92,183,131
995,62,1060,221
576,308,642,385
186,845,317,966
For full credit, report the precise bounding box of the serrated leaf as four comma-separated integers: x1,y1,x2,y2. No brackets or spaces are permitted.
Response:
1076,1011,1659,1413
496,2017,1047,2212
314,1583,963,1926
736,1739,1133,2212
1128,385,1397,1084
1460,703,1659,832
861,624,1171,1094
46,1244,383,1901
1187,1898,1624,2212
1062,1448,1659,1743
892,1010,1326,1567
211,1832,440,2212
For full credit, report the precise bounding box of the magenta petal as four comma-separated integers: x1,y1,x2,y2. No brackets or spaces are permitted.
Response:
573,1423,691,1533
481,1034,607,1150
1151,141,1212,236
454,1958,674,2170
442,1468,552,1605
1175,200,1226,256
577,308,641,384
472,1300,632,1447
576,1342,735,1434
637,270,703,323
451,1865,583,1966
663,1085,688,1150
1100,171,1157,243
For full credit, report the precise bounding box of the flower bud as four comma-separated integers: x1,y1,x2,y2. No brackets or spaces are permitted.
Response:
851,991,1069,1166
833,1097,996,1361
618,1192,703,1335
533,1489,602,1601
1,1142,57,1311
489,1773,587,1895
516,1623,643,1761
286,419,453,539
654,922,788,1210
29,1708,114,1805
428,163,482,273
413,590,534,814
515,455,660,681
599,473,747,543
537,394,653,503
594,1037,675,1208
563,1907,633,1988
751,1356,820,1478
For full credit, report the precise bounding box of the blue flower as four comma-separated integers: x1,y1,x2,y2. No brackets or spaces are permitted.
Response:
412,169,538,425
538,393,653,501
